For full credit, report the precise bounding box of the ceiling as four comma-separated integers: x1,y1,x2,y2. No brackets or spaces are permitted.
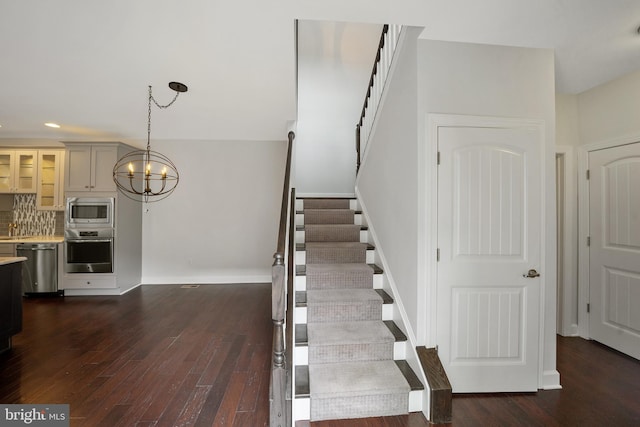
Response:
0,0,639,146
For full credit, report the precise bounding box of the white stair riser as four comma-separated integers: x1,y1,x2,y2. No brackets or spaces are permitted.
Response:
295,274,384,291
295,346,308,365
409,390,423,412
296,230,368,244
296,250,375,265
382,303,393,320
294,397,311,421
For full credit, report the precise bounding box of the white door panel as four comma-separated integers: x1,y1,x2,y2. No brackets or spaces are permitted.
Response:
437,125,542,392
589,143,640,360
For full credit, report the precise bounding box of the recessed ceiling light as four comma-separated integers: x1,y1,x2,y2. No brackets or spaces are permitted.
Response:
44,122,60,128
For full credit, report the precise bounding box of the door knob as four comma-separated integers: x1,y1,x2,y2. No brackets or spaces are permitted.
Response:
523,269,540,278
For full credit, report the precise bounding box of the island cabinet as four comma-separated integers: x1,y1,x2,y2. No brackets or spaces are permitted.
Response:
36,150,66,210
0,150,38,194
0,259,24,353
64,144,118,192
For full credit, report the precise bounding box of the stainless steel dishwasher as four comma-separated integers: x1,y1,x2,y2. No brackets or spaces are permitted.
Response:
16,243,61,296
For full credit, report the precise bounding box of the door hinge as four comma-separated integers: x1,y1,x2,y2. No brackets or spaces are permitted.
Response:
586,169,590,180
587,236,591,247
436,248,440,262
437,151,441,165
587,303,590,313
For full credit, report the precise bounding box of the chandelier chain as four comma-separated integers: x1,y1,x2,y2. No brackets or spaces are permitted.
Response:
147,85,181,151
150,85,181,109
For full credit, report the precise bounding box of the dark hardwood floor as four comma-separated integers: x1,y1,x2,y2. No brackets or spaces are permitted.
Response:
0,284,272,426
1,284,639,426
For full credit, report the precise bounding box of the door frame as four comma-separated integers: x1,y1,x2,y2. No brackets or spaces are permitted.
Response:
556,146,579,337
577,132,640,340
421,113,559,390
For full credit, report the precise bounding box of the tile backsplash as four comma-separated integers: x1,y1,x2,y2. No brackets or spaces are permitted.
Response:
0,194,64,236
0,210,13,236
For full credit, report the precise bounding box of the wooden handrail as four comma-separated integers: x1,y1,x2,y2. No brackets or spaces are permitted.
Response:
270,131,295,427
276,131,295,256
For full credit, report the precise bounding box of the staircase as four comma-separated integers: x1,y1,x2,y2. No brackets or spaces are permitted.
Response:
293,197,423,422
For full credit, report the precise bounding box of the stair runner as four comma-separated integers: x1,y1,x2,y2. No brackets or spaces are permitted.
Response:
297,198,420,421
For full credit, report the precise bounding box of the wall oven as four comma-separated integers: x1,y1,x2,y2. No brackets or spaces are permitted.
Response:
65,197,114,228
64,228,114,273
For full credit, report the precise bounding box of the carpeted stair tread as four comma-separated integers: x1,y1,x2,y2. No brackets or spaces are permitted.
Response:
303,224,362,242
306,289,383,323
298,242,374,250
303,209,355,225
296,289,393,307
308,360,410,420
296,263,383,276
307,320,395,364
297,224,367,231
304,242,369,264
310,360,410,397
303,199,351,209
308,321,394,346
306,289,382,305
305,263,375,290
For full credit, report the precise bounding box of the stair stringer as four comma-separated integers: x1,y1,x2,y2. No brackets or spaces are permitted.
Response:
355,191,430,420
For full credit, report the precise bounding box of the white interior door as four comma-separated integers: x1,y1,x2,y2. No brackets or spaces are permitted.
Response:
589,143,640,360
437,124,542,392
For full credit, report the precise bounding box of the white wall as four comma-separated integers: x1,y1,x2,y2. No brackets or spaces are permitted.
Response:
358,36,560,388
356,27,421,336
142,139,287,284
556,93,580,147
296,20,381,196
577,69,640,146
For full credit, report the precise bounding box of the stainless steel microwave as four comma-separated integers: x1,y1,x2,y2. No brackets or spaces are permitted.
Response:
65,197,114,228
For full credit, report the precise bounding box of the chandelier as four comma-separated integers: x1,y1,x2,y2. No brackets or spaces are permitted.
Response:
113,82,187,203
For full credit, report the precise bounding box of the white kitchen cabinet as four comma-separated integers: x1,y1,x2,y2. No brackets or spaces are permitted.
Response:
62,275,117,290
65,144,117,192
37,150,66,210
0,150,38,194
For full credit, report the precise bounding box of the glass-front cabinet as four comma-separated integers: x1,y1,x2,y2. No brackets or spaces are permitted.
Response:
0,150,38,193
37,150,66,210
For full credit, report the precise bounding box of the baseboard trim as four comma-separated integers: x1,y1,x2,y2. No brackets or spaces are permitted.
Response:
142,275,271,285
541,369,562,390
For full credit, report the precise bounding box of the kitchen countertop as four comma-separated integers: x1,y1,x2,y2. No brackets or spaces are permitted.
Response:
0,257,27,266
0,236,64,243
